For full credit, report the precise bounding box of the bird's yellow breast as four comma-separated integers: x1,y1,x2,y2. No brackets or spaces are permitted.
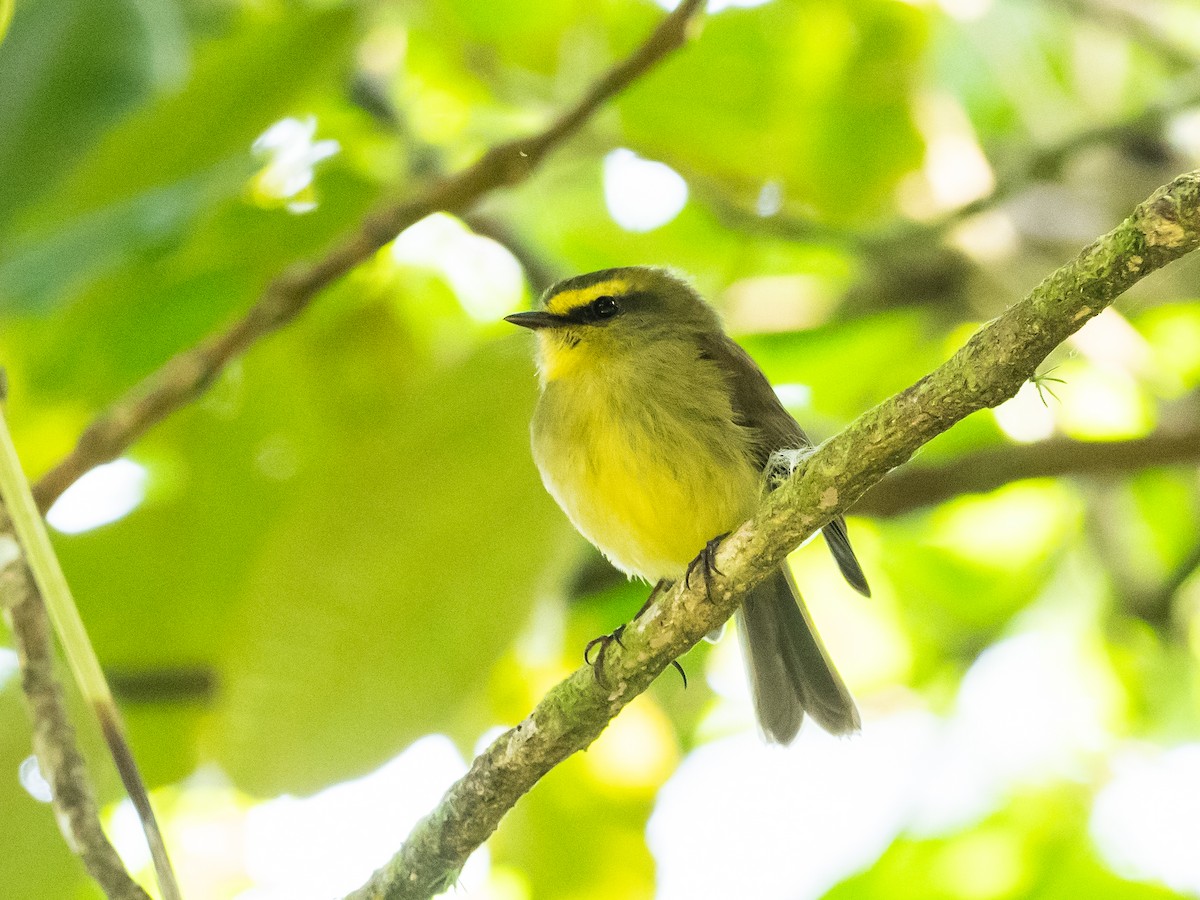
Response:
531,341,760,581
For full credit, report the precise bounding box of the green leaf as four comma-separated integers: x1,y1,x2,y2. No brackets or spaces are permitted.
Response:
0,5,359,316
0,0,185,232
208,338,567,795
504,152,856,303
31,4,357,222
0,163,245,314
618,0,925,223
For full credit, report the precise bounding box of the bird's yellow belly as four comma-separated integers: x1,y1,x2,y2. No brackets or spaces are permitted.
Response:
534,396,759,582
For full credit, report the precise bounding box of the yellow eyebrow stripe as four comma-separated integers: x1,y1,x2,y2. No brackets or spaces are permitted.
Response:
544,279,631,316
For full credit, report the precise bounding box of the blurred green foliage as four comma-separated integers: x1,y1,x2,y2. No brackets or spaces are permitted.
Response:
1,0,1199,897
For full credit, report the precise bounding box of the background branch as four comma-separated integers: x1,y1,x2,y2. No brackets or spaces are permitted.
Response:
0,381,179,899
0,506,150,900
925,77,1200,241
346,173,1200,900
30,0,708,514
855,421,1200,517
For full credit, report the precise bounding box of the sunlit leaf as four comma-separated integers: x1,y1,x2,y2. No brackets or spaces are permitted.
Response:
618,0,925,222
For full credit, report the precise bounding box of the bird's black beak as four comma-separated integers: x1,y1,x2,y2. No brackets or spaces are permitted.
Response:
504,310,564,330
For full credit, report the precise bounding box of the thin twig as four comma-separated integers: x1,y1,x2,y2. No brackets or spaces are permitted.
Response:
0,395,179,899
0,507,151,900
31,0,708,513
900,71,1200,243
344,171,1200,900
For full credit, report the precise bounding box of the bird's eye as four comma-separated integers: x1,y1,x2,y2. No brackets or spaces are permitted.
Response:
591,295,619,319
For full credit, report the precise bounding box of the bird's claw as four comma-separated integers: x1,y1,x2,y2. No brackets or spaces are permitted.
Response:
685,533,728,601
670,659,688,688
584,625,688,689
584,625,626,685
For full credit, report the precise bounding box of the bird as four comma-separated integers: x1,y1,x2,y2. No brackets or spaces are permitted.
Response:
505,266,869,743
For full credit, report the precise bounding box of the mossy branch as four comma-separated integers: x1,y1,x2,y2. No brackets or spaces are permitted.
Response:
345,171,1200,900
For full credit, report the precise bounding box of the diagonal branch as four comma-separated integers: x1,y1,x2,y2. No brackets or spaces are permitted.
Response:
31,0,707,513
346,171,1200,900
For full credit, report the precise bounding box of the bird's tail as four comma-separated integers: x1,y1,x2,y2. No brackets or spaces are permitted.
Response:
736,567,860,743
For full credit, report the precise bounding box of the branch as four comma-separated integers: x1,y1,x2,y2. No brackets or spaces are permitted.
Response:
31,0,708,513
0,510,151,900
854,421,1200,517
0,384,179,898
347,171,1200,900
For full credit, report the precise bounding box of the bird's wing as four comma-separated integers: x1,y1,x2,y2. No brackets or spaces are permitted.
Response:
698,332,871,597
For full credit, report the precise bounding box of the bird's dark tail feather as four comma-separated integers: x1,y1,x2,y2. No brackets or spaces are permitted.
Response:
736,567,860,744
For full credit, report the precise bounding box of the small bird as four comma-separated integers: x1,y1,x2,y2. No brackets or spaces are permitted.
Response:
506,267,869,743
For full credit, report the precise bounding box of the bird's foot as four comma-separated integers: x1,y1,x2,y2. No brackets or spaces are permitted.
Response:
685,533,729,602
670,659,688,688
583,617,688,689
584,626,626,686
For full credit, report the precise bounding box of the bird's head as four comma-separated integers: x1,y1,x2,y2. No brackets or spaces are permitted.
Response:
505,266,719,382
